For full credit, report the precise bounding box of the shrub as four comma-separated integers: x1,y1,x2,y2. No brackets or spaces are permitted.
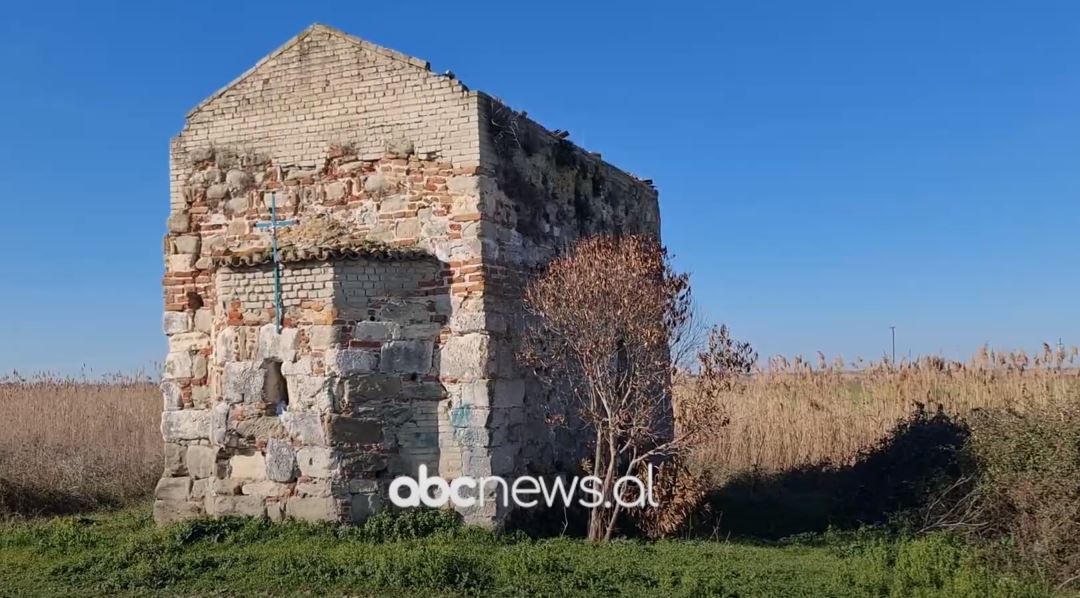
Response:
356,507,463,542
631,460,710,539
949,396,1080,584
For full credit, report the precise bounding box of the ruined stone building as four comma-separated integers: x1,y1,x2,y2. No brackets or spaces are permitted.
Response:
157,24,660,525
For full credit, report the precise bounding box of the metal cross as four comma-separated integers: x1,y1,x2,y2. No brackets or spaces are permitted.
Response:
254,191,297,333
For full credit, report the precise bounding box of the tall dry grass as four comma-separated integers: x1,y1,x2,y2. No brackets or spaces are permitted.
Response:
685,344,1080,475
0,371,161,515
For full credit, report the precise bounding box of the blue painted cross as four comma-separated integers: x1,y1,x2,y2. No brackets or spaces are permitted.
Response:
254,191,297,333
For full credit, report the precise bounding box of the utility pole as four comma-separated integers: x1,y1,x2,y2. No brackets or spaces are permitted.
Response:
890,325,896,366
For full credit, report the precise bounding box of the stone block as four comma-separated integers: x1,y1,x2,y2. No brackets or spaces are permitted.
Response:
190,167,220,185
281,410,325,445
438,334,491,380
232,416,286,440
285,497,340,522
204,233,226,253
169,332,210,353
324,180,348,203
161,380,182,411
163,351,193,380
224,196,249,215
161,410,211,441
337,160,364,174
209,401,229,445
188,147,214,163
206,495,266,518
296,446,338,478
214,327,242,365
379,341,433,375
256,324,299,362
173,235,201,255
344,374,401,403
307,325,339,350
297,479,332,497
206,183,229,201
400,323,442,339
448,311,485,334
281,356,313,376
376,299,431,325
349,492,382,523
327,417,383,445
363,173,389,194
326,348,379,375
285,169,317,183
230,453,267,479
448,403,491,430
352,321,391,342
164,442,185,476
446,175,479,196
213,477,245,496
193,355,208,380
345,451,388,473
241,481,292,497
190,478,209,499
167,253,195,273
223,362,264,404
163,311,192,335
186,445,217,479
265,438,298,482
385,137,414,157
395,219,420,239
191,384,211,408
153,500,202,525
267,500,286,522
285,375,335,411
194,308,213,334
155,476,192,501
225,169,253,190
400,380,446,401
167,212,190,234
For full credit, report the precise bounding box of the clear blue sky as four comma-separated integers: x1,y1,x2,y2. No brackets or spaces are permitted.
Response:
2,1,1078,374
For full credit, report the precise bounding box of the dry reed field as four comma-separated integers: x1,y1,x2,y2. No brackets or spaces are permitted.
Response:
2,344,1077,521
685,344,1080,475
0,371,161,515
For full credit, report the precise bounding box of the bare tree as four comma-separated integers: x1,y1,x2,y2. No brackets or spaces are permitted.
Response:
520,235,721,542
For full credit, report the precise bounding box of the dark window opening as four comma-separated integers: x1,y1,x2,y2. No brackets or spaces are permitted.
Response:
263,360,289,416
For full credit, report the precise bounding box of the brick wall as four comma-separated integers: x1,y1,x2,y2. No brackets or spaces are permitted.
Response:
170,25,481,212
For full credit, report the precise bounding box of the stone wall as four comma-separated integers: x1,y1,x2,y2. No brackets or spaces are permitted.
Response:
160,24,662,526
474,94,662,480
158,254,449,524
160,24,496,524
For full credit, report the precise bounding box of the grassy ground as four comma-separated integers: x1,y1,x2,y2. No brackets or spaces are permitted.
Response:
0,506,1052,597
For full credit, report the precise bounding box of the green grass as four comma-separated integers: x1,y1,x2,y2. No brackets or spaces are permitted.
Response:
0,506,1052,597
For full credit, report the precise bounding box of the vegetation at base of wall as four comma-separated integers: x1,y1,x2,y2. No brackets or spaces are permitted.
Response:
0,507,1052,597
0,372,160,517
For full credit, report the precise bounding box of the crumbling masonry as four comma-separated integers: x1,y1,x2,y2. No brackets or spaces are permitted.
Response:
157,24,660,525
